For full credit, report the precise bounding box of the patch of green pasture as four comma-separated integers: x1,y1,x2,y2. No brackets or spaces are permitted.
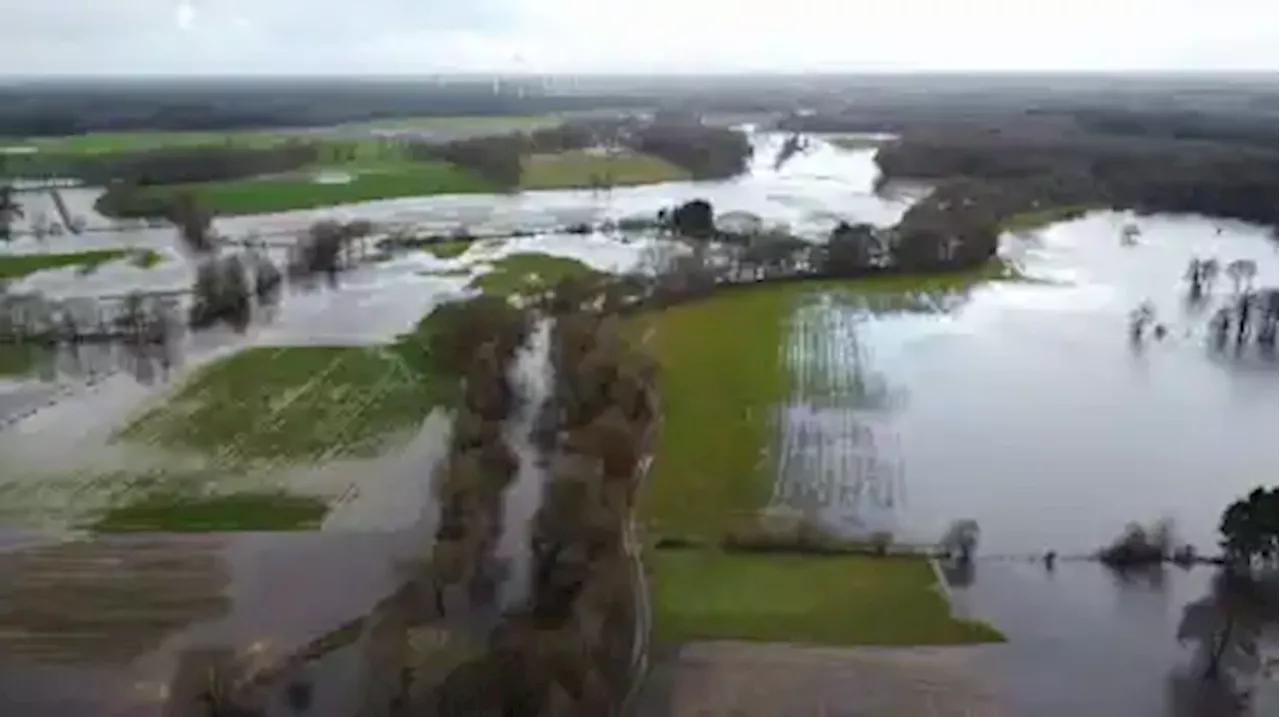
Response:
12,130,291,155
519,150,690,190
118,346,446,463
423,241,473,259
469,253,597,299
651,550,1004,646
0,249,132,279
0,344,55,378
92,491,328,532
126,161,494,216
827,136,895,151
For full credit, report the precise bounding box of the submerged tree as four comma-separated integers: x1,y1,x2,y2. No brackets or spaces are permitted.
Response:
170,191,216,254
940,519,981,563
0,183,22,242
189,255,252,331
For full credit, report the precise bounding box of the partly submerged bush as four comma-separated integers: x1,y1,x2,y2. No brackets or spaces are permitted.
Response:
1098,518,1183,569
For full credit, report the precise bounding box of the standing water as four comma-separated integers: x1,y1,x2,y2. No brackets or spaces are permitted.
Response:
495,318,555,611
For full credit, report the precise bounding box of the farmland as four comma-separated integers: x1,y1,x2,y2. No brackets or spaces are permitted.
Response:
118,345,448,463
631,272,1007,645
652,550,1003,645
519,150,690,190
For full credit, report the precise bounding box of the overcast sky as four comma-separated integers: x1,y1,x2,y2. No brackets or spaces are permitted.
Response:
4,0,1277,75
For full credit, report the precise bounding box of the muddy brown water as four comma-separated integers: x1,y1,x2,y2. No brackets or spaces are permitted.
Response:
1,132,1277,715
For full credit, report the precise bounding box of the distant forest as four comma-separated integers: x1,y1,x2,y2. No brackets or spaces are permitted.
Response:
0,80,651,136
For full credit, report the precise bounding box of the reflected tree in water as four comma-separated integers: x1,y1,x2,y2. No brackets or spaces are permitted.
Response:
1175,570,1276,709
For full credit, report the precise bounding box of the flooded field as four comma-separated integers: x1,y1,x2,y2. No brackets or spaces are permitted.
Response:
1,131,1276,716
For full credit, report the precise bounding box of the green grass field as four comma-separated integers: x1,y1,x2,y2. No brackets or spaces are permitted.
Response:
520,150,689,190
137,160,493,215
470,253,598,299
651,551,1003,646
0,249,133,279
423,240,473,259
118,345,448,463
92,491,329,532
3,114,566,156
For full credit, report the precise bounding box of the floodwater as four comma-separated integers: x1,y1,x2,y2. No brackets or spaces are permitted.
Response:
1,132,1277,715
771,206,1278,714
495,318,555,612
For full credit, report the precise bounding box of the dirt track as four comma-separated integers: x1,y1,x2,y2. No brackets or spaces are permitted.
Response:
631,640,1008,717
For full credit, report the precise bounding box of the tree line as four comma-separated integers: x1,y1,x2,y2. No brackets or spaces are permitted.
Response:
0,81,651,137
875,130,1278,226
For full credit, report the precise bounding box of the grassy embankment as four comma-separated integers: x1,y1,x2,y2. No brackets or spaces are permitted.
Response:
0,249,153,279
628,273,1006,646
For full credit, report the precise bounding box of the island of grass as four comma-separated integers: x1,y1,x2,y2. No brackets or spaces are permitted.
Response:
519,150,689,190
119,345,450,463
470,253,598,299
0,249,133,279
629,271,1009,645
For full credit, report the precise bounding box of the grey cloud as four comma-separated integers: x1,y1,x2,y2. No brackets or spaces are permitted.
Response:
1,0,520,75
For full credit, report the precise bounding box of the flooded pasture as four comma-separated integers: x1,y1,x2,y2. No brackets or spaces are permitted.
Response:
1,131,1277,715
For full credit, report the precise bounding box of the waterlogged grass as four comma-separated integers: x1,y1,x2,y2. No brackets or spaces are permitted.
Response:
119,346,447,462
469,252,597,299
652,551,1004,646
93,491,328,532
0,249,132,279
423,240,473,259
130,248,165,269
520,150,690,190
828,136,895,151
631,264,1010,542
131,161,493,216
0,344,54,378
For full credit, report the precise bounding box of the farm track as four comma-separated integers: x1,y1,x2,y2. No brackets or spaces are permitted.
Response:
632,641,1008,717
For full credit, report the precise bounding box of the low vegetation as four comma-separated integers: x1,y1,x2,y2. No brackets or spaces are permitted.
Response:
93,491,328,532
652,550,1002,645
0,249,132,279
119,345,447,462
423,240,472,259
519,150,689,190
469,253,598,299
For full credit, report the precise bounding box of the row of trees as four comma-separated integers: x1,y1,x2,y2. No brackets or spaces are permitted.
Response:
875,131,1278,226
619,121,753,179
421,281,658,716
